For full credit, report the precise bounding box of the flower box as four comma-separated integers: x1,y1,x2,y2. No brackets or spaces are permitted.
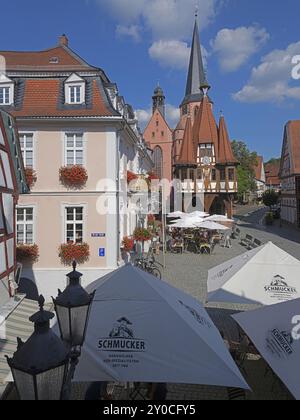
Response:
59,165,88,189
25,168,37,189
59,242,90,265
16,244,39,264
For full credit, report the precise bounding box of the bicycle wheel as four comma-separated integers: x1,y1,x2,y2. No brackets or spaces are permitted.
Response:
150,267,162,279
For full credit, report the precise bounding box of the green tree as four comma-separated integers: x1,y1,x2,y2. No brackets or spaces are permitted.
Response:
232,141,258,203
262,190,279,208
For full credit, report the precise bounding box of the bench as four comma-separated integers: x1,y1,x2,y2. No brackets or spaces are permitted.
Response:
252,238,262,248
240,234,254,248
232,227,241,240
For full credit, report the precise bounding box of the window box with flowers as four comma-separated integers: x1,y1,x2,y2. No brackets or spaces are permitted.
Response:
25,168,37,190
16,244,39,264
59,165,88,189
59,242,90,266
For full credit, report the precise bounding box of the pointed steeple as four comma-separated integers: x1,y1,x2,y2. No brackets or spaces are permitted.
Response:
193,96,218,151
181,18,209,107
218,115,237,164
176,116,196,167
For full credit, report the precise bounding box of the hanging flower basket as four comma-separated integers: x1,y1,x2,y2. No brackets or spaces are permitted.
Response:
25,168,37,189
148,214,156,227
16,244,39,264
121,237,135,252
59,242,90,265
59,166,88,188
127,171,138,184
133,228,152,243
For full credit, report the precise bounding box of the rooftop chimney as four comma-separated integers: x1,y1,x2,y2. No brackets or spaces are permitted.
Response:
59,34,69,47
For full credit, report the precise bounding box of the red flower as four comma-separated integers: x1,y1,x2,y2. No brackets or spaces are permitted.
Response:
17,244,39,263
127,171,138,184
122,237,134,252
59,242,90,266
133,228,152,242
148,214,156,225
60,166,88,188
25,168,37,189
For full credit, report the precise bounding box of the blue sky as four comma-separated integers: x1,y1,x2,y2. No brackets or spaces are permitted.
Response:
1,0,300,160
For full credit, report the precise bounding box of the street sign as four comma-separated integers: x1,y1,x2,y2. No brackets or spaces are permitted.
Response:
99,248,105,257
91,233,106,238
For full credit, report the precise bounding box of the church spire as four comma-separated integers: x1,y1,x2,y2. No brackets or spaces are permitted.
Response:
181,18,209,107
152,83,166,117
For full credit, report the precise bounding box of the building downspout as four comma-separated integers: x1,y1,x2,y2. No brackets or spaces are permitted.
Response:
116,120,126,266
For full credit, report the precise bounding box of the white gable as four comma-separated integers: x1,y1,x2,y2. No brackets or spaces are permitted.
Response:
65,73,85,84
0,74,13,84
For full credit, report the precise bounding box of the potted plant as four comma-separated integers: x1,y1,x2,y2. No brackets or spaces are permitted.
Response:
59,242,90,265
16,244,39,264
25,168,37,190
59,165,88,189
133,228,152,243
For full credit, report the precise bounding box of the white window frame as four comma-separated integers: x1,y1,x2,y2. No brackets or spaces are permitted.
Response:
0,86,10,105
16,206,35,245
69,85,82,104
64,132,85,166
64,74,85,105
63,205,86,244
0,75,14,105
19,132,35,169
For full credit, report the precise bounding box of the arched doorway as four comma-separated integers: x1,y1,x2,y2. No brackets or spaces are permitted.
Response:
209,196,225,216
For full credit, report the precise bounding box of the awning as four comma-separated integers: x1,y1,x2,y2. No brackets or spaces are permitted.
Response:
0,299,52,385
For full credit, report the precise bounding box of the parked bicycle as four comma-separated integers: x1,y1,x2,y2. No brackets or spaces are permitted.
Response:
133,255,162,279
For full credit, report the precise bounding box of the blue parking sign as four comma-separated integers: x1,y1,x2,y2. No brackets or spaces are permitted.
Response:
99,248,105,257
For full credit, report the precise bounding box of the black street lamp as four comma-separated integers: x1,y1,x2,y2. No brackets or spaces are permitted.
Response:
6,262,95,400
52,261,95,348
6,296,69,401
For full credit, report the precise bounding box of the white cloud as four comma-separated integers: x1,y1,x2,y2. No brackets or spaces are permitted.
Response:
116,25,141,42
149,40,190,70
136,104,180,128
96,0,219,41
233,41,300,103
211,26,270,72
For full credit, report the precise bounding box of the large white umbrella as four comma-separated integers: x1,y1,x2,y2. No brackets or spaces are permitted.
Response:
195,221,230,231
232,299,300,400
167,211,185,218
185,211,209,218
74,265,249,389
205,215,234,223
208,242,300,306
169,218,204,228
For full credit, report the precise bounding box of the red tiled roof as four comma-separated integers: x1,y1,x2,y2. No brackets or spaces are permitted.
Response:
286,121,300,174
265,162,280,186
193,96,219,152
254,155,264,180
10,79,113,118
0,46,96,72
177,116,196,166
218,116,237,164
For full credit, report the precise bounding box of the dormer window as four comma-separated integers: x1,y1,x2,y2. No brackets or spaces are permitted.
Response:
65,73,85,105
0,74,14,105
